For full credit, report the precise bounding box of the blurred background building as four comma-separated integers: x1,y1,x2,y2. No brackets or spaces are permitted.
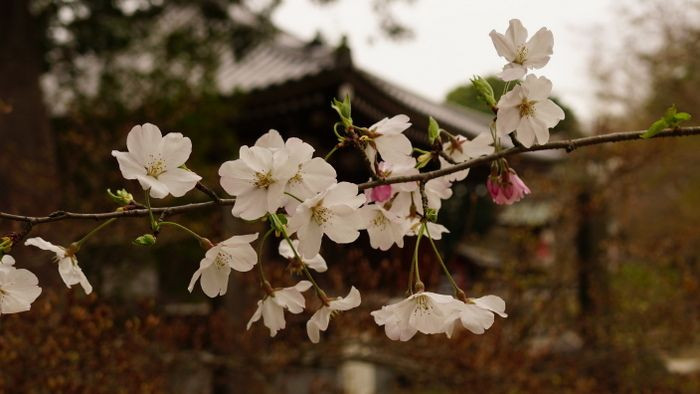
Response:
1,1,700,393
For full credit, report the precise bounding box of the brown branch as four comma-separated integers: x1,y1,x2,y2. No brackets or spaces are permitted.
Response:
0,199,235,225
357,126,700,190
1,126,699,226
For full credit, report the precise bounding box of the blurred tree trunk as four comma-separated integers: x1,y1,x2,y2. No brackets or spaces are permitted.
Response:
0,0,58,229
576,191,610,346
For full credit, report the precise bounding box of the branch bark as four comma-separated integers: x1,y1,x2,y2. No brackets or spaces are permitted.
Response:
1,126,699,226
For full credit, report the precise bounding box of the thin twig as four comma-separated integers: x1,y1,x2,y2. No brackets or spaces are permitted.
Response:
357,126,700,190
1,126,699,224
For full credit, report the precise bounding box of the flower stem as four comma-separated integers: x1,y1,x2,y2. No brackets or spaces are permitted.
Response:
409,223,425,294
324,143,341,161
144,190,157,231
283,192,304,203
424,224,461,296
73,218,117,249
257,228,274,286
159,221,211,249
269,214,327,303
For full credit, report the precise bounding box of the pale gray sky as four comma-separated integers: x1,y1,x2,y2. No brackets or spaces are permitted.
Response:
273,0,622,128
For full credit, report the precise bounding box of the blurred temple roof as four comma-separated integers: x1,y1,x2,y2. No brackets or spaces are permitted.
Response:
215,28,560,162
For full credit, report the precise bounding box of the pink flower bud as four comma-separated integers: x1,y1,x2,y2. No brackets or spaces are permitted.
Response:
365,184,393,203
487,169,530,205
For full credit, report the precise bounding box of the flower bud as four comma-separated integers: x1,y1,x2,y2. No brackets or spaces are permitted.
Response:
425,208,438,223
470,76,497,110
107,188,134,206
365,184,393,203
133,234,157,246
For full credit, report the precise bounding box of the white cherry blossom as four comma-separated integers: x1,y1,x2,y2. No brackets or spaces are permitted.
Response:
490,19,554,81
246,280,312,337
359,204,410,251
24,237,92,294
278,239,327,273
306,286,361,343
287,182,366,259
496,75,565,147
444,295,508,337
219,142,297,220
112,123,202,199
407,219,450,240
390,177,453,217
188,233,259,298
364,115,414,166
442,132,495,163
251,129,337,213
371,291,460,341
0,255,42,316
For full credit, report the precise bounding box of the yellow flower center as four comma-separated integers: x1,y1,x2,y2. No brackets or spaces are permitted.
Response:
214,251,230,269
371,212,388,230
311,203,331,225
514,45,528,65
146,154,166,177
518,99,537,118
254,172,274,188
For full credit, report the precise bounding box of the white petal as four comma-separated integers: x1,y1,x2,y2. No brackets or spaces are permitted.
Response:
201,263,230,297
161,132,192,169
522,75,552,101
297,220,323,259
375,134,413,166
535,99,566,128
495,107,521,137
489,31,516,61
158,168,201,197
24,237,65,256
505,19,528,47
126,123,162,166
255,129,285,150
524,27,554,69
329,286,361,311
499,64,527,81
261,299,285,337
135,175,170,199
519,115,549,146
473,295,508,318
371,114,411,135
219,160,255,196
246,301,263,330
112,151,147,179
222,244,257,272
231,188,269,220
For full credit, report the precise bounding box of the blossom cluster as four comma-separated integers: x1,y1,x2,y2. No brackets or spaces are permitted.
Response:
3,19,568,345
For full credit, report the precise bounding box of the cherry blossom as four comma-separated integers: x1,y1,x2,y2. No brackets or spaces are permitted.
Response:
219,140,297,220
0,255,42,316
306,286,361,343
496,74,565,147
487,168,531,205
278,239,327,273
252,129,337,213
188,233,259,298
24,237,92,294
371,291,460,341
364,115,414,166
407,219,450,240
359,204,410,251
287,182,366,259
490,19,554,81
445,295,507,337
442,132,495,163
246,280,312,337
112,123,202,199
364,184,393,203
